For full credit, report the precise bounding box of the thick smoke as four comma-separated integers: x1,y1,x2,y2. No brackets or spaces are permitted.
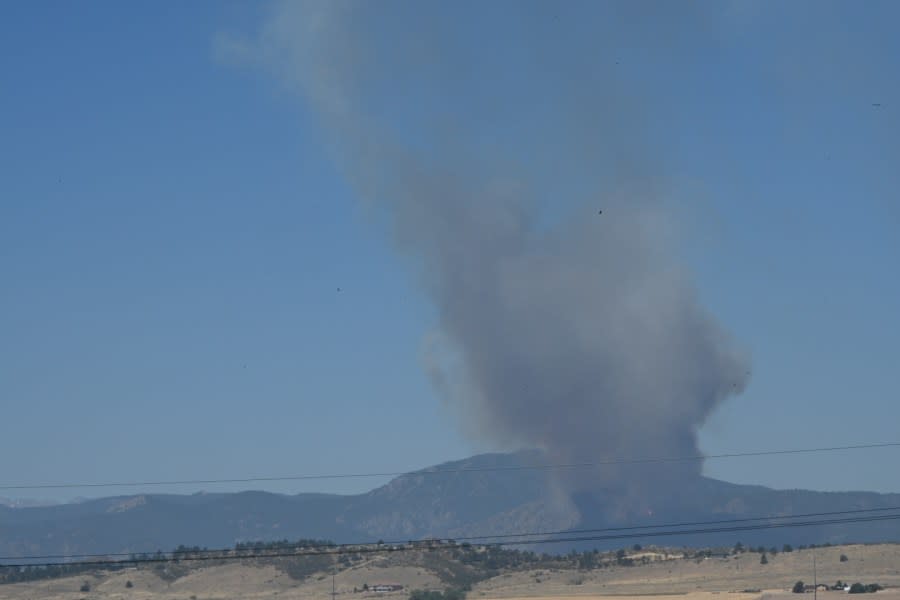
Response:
221,1,750,498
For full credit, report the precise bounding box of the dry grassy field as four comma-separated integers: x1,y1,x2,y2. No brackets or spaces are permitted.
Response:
1,544,897,600
472,545,900,597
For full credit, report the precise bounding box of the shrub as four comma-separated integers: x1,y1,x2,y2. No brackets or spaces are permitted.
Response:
793,581,805,594
760,553,768,565
80,581,91,593
125,580,134,589
784,545,794,553
840,554,849,562
849,583,866,594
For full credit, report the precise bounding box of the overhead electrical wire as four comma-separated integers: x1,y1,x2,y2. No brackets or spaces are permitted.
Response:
443,504,900,542
4,504,899,562
2,508,899,570
3,444,898,572
1,441,898,491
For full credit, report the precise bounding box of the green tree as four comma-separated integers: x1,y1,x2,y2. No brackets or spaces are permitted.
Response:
578,552,597,570
783,544,794,553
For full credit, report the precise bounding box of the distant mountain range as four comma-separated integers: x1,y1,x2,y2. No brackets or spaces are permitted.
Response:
1,451,898,559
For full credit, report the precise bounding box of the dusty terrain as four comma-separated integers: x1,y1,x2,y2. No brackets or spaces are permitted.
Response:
1,544,897,600
473,545,900,597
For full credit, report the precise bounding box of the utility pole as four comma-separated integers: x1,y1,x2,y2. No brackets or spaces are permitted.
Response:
813,550,818,600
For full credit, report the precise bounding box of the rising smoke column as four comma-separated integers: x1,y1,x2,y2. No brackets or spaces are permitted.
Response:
219,1,750,498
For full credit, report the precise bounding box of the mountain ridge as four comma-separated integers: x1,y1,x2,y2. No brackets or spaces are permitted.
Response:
1,451,898,558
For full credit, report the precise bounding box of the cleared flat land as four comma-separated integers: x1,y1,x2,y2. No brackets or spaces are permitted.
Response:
473,545,900,597
480,594,900,600
1,545,898,600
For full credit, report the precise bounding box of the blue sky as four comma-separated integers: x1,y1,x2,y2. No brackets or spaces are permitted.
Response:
1,1,898,502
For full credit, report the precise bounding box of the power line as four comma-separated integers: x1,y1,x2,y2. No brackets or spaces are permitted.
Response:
448,504,900,542
4,513,899,569
517,513,900,547
2,441,898,491
4,504,899,562
2,509,899,569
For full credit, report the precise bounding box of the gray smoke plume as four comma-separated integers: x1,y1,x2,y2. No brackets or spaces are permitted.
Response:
219,1,750,499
